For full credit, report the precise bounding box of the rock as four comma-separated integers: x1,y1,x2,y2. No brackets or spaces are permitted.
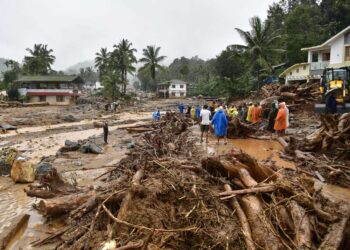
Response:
11,159,35,183
63,114,76,122
0,159,11,176
36,162,54,178
80,142,104,154
5,148,20,166
167,143,176,151
64,140,81,151
0,124,17,131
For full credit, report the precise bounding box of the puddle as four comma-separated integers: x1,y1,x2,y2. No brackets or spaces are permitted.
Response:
202,137,295,169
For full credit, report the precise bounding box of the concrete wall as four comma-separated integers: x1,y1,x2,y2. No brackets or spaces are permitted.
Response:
30,95,71,105
330,37,344,64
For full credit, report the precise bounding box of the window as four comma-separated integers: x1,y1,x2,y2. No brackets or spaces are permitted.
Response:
345,32,350,44
303,65,306,70
56,96,65,102
171,92,176,97
289,72,292,76
322,53,330,61
296,69,299,73
180,85,184,88
39,96,46,102
172,85,176,88
180,92,184,97
345,46,350,61
312,53,318,62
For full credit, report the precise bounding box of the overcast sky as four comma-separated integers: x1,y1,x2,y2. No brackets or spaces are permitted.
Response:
0,0,276,70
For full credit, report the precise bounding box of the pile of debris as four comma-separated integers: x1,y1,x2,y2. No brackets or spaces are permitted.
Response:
258,82,320,110
284,113,350,187
26,113,349,249
287,113,350,159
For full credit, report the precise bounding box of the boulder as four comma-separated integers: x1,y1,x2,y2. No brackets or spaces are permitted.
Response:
80,142,104,154
5,148,20,166
64,140,81,151
63,114,76,122
11,159,35,183
35,162,54,179
0,159,11,176
0,124,17,131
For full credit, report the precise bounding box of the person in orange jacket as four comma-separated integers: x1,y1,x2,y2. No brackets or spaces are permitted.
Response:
274,103,287,136
251,103,262,123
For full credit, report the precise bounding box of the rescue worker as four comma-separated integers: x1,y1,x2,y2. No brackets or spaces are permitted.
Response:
195,105,201,120
191,106,196,120
246,102,254,122
251,103,262,123
281,102,290,128
211,106,228,145
103,121,109,144
267,101,278,132
274,103,287,136
200,104,211,143
326,92,337,114
152,109,161,121
178,103,185,114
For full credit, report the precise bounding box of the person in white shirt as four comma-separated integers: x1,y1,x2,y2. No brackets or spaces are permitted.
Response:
200,104,211,143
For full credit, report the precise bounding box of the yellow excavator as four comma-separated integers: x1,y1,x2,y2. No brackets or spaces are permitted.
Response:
315,67,350,113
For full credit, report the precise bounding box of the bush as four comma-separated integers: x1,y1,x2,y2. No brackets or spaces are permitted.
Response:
6,86,19,101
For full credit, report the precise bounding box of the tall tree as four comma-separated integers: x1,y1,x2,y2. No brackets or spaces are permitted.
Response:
113,39,137,95
23,44,55,75
139,45,166,90
95,48,119,100
95,47,110,77
233,16,283,73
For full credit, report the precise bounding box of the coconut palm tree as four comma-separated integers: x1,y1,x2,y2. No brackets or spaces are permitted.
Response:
112,39,137,95
139,46,166,90
23,44,55,75
233,16,282,73
95,47,110,77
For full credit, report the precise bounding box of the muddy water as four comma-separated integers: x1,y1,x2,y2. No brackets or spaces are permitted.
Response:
0,111,150,138
203,137,295,169
0,177,48,249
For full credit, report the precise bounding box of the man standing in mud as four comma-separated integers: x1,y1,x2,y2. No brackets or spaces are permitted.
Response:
200,104,211,143
103,121,109,144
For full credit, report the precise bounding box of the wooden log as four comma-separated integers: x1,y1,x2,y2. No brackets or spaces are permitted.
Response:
219,185,276,199
240,195,284,249
37,192,94,215
289,200,312,249
318,217,348,250
224,184,256,250
277,137,288,148
280,92,297,99
0,214,29,250
237,170,284,249
117,169,144,220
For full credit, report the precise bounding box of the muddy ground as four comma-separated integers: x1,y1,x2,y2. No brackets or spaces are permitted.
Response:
0,97,350,249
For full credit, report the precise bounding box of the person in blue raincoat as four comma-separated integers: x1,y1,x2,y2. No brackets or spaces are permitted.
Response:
152,109,161,121
195,105,201,120
211,106,228,145
178,103,185,114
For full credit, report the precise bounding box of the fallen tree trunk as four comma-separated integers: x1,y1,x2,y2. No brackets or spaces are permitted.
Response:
224,184,256,250
289,200,312,249
219,185,276,199
37,192,94,215
237,169,284,249
318,216,349,250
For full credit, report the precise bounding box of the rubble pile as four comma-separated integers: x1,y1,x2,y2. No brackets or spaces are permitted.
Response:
27,113,349,249
258,82,320,110
284,113,350,186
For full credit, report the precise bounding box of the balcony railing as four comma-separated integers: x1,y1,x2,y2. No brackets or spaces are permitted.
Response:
310,61,329,70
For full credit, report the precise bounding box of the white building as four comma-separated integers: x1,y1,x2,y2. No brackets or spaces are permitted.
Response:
301,25,350,76
15,75,84,105
280,26,350,85
157,79,186,98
